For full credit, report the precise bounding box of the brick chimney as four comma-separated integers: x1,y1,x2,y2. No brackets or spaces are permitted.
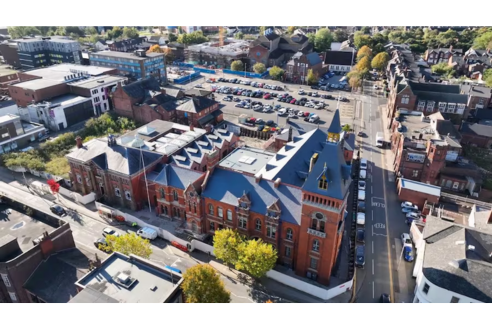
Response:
274,178,281,188
255,174,262,183
288,126,293,142
39,231,54,259
76,136,83,149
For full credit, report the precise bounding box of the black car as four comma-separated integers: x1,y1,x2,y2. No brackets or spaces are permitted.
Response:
358,201,366,212
94,238,110,252
310,85,320,90
303,117,310,122
356,229,365,243
265,120,275,126
307,92,312,96
355,245,365,268
326,95,334,99
218,78,225,82
380,294,391,303
50,204,66,216
257,125,265,131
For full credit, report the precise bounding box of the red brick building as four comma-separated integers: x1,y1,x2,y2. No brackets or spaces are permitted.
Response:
0,66,19,96
397,178,441,209
459,122,492,148
112,77,222,127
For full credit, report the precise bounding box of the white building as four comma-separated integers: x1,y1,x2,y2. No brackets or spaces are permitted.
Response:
413,210,492,303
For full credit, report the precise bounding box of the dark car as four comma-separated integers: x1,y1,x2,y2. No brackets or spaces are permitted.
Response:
310,85,320,90
304,117,310,122
403,246,414,262
218,78,225,82
358,201,366,212
356,229,365,243
380,293,391,303
257,125,265,131
265,120,275,126
355,245,365,268
358,131,366,137
50,204,66,216
94,238,109,252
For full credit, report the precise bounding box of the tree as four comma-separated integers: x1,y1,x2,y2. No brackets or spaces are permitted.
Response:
65,26,84,37
306,32,316,45
122,27,140,39
234,32,244,40
259,26,267,34
360,26,371,34
236,239,277,278
213,228,243,268
333,29,348,42
46,157,70,177
431,62,455,78
253,62,266,74
230,60,243,71
269,66,285,80
342,124,351,132
182,264,231,303
147,44,163,53
473,31,492,49
177,31,208,45
357,45,372,61
314,28,333,53
104,232,152,258
287,26,297,34
54,26,67,36
354,32,372,49
85,26,99,35
168,33,177,42
107,26,123,40
371,52,390,72
356,56,371,74
436,29,458,47
8,26,41,38
162,47,174,63
306,69,318,85
347,70,362,90
46,179,60,197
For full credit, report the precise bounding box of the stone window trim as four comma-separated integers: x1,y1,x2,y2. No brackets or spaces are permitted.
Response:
125,190,132,201
286,228,293,240
114,188,121,198
208,204,214,215
255,218,262,231
1,273,11,287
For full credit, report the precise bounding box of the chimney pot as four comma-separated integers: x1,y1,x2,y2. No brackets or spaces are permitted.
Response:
274,178,281,188
76,136,83,148
255,174,262,183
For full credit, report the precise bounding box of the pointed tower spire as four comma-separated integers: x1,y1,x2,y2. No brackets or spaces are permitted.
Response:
327,109,341,143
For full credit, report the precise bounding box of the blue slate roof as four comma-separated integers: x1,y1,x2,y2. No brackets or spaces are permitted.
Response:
328,109,341,134
302,140,352,200
202,168,302,225
150,164,204,189
306,52,322,66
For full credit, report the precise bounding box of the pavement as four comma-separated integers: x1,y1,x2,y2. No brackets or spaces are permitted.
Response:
351,80,416,303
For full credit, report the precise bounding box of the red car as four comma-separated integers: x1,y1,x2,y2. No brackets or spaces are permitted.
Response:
263,93,271,99
258,83,264,88
248,117,256,122
290,98,297,104
303,112,310,117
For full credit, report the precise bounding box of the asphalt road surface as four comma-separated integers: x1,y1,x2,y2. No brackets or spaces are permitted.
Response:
353,81,416,303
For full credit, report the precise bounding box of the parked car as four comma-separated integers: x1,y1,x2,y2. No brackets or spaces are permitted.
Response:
257,125,265,131
222,96,232,101
357,213,365,225
359,169,367,180
401,233,412,247
358,190,365,201
403,246,414,262
137,227,158,240
265,120,275,127
380,294,391,303
358,201,366,212
50,205,66,216
308,115,320,123
255,118,264,124
288,112,297,118
310,85,320,90
358,180,366,190
402,206,418,214
102,227,121,238
355,245,365,268
356,229,365,243
360,158,368,170
194,84,203,88
278,108,287,116
401,201,417,209
94,238,109,251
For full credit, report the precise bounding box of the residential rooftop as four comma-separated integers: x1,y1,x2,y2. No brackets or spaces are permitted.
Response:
74,253,183,303
68,75,125,89
23,63,116,82
0,64,17,77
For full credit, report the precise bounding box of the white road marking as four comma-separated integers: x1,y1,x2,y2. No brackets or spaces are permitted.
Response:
372,259,374,275
371,186,373,194
371,209,374,221
372,281,375,299
372,241,374,254
230,292,255,303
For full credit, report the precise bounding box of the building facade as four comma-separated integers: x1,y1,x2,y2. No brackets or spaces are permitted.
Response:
89,50,166,84
286,52,325,84
17,37,81,70
0,114,46,154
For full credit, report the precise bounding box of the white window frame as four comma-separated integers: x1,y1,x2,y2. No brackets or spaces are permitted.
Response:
438,102,446,111
9,292,17,301
286,228,293,240
266,225,276,239
426,101,435,112
239,217,247,229
226,210,232,221
401,96,409,105
255,219,262,231
447,103,456,113
1,273,11,287
76,174,82,184
114,187,121,197
413,170,419,177
312,239,320,252
217,207,223,218
417,101,426,111
125,190,131,201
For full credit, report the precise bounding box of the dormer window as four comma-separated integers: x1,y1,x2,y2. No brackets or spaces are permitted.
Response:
317,163,328,190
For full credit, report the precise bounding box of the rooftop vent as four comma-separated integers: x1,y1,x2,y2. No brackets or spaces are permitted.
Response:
468,245,475,251
115,272,137,289
117,273,130,284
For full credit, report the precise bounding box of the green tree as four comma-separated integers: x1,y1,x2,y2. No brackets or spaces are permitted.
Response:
182,264,231,303
230,60,243,71
213,228,243,268
253,62,266,74
287,26,297,34
306,32,316,45
46,157,70,177
357,45,372,61
473,31,492,49
104,232,152,259
306,69,318,85
333,29,348,42
54,26,67,36
234,32,244,39
177,31,208,45
3,150,46,171
371,52,390,72
236,239,277,279
168,33,177,42
314,28,333,52
259,26,267,34
108,26,123,40
342,124,351,132
360,26,371,34
65,26,84,37
356,56,371,74
269,66,285,80
8,26,41,38
483,69,492,81
431,62,455,78
85,26,99,35
354,31,372,49
436,29,458,47
123,27,140,39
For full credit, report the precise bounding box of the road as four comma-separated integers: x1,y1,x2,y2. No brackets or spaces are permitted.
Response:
0,167,292,303
352,81,416,303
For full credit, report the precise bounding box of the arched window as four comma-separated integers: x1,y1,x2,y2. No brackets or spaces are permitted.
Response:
319,221,325,233
312,239,320,252
159,188,165,199
255,218,262,231
286,228,293,240
188,201,191,212
172,190,178,201
311,218,318,230
208,204,214,215
194,203,197,214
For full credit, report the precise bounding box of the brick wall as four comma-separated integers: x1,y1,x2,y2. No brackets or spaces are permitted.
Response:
9,83,68,107
461,133,492,148
397,182,439,209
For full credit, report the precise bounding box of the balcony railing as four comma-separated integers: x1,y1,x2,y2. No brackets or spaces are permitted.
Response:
307,228,326,239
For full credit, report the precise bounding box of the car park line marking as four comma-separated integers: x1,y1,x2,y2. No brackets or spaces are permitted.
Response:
371,209,374,221
372,241,374,254
371,186,373,194
372,259,374,275
372,281,375,299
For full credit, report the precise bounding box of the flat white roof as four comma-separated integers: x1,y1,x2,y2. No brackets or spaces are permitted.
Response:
400,179,441,197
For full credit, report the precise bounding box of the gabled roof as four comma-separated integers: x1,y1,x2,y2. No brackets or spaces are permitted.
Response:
122,77,161,100
202,168,302,225
176,96,219,114
461,122,492,138
306,52,322,66
149,164,204,190
324,50,354,66
408,81,461,94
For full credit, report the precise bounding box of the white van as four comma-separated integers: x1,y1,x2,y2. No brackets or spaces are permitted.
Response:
358,190,366,201
137,227,158,240
359,169,367,180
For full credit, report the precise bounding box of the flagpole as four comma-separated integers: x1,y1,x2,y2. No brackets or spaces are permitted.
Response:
140,142,152,213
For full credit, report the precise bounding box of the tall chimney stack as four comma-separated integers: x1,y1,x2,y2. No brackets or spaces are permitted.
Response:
76,136,83,149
